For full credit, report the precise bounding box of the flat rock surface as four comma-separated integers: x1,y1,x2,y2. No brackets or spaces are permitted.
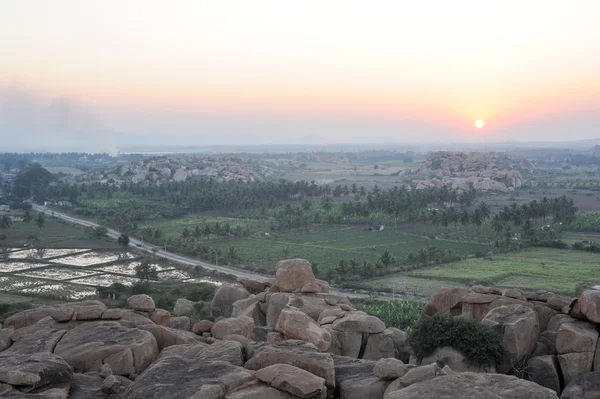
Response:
384,372,558,399
0,352,73,390
123,357,255,399
54,321,158,375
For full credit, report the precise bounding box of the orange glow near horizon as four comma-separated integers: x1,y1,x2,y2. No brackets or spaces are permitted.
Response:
1,1,600,142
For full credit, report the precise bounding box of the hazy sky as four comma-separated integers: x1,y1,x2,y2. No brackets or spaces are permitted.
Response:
1,0,599,150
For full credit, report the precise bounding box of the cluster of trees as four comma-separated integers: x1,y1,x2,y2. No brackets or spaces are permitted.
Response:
492,196,577,231
179,222,251,240
324,247,460,281
0,211,46,233
268,186,479,231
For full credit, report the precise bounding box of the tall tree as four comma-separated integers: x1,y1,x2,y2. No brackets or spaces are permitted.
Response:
0,215,12,230
35,213,45,229
135,259,159,281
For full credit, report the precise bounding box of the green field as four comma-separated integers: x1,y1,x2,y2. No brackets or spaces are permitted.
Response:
1,215,119,249
140,217,270,239
358,247,600,297
202,226,488,271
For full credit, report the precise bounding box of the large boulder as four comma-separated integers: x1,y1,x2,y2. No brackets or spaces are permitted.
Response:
173,298,195,316
331,312,386,334
363,332,397,361
4,301,107,330
481,304,539,362
579,290,600,323
237,277,271,295
556,322,598,386
384,372,559,399
123,356,254,399
53,321,159,376
275,259,319,293
160,340,244,366
333,355,391,399
211,316,254,340
127,295,155,313
211,285,252,318
276,308,331,352
0,326,14,351
3,317,69,355
226,381,299,398
266,293,294,328
560,371,600,399
0,352,73,391
191,320,214,335
422,288,468,316
556,322,599,354
528,355,562,396
137,324,204,351
462,293,501,321
374,358,409,380
245,340,336,389
170,316,191,331
255,364,326,399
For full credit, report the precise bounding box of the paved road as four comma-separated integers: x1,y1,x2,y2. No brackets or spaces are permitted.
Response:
32,204,394,300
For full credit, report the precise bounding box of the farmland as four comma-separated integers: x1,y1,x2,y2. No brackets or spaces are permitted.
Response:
0,247,221,301
185,224,488,272
357,247,600,297
0,214,119,249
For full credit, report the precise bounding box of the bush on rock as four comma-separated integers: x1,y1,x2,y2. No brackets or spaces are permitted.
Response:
409,315,508,368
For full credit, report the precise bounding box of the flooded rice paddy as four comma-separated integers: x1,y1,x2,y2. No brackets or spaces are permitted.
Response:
0,248,220,300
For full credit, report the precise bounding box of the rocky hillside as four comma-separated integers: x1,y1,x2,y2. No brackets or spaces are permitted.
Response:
70,155,279,185
399,151,533,192
1,258,596,398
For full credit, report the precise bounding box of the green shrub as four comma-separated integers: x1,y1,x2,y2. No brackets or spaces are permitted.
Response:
361,300,422,333
409,315,507,368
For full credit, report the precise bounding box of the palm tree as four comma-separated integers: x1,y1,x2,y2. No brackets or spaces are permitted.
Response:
135,259,159,281
321,197,333,213
35,214,45,229
491,215,505,233
203,224,212,240
379,251,396,268
477,202,491,220
0,215,11,230
23,211,33,224
227,246,238,263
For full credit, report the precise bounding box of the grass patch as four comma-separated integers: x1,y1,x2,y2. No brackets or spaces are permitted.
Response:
408,247,600,295
1,216,119,249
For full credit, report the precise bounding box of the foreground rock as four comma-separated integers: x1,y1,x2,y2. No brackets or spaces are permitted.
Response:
384,372,559,398
211,285,252,318
53,321,159,375
123,356,255,399
276,308,331,352
255,363,326,398
127,295,155,313
275,259,320,293
245,340,336,389
481,304,539,362
560,371,600,399
0,352,73,391
4,300,108,330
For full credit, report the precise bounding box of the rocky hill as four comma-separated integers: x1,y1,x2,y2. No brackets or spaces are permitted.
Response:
1,258,597,398
70,155,279,185
399,151,533,192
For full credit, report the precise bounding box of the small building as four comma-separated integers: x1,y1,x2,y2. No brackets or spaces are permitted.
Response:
0,205,9,212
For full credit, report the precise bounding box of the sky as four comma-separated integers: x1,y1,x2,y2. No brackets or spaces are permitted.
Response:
1,0,599,152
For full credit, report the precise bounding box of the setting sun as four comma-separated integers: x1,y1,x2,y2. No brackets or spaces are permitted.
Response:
474,120,485,129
